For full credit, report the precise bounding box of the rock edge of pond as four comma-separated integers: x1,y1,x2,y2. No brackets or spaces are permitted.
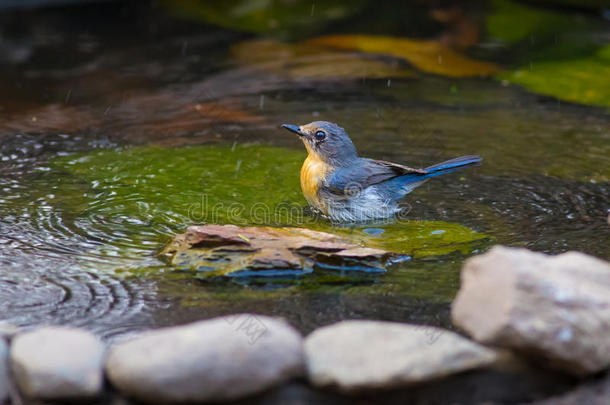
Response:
1,245,609,404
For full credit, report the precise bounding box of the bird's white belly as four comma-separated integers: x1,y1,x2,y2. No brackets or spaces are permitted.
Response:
325,186,401,222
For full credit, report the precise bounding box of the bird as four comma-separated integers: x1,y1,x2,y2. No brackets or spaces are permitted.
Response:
282,121,481,222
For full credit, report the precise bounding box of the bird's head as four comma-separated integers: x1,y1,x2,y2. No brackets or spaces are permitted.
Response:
282,121,358,166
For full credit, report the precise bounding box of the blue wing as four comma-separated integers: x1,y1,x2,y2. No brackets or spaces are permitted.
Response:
323,155,482,198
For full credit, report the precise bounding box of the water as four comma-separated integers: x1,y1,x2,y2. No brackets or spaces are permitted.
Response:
0,1,608,340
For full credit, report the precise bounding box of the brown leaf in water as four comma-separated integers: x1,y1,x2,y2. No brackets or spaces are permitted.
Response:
104,90,262,139
186,101,262,123
0,104,100,135
162,224,394,275
231,39,416,80
307,35,500,77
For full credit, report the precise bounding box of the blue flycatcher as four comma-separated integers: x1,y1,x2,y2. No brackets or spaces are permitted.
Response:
282,121,481,222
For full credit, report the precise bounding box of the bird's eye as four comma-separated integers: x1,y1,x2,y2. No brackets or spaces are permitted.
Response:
314,130,326,141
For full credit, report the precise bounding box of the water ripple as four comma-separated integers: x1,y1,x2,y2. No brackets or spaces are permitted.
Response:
0,254,155,339
0,138,161,337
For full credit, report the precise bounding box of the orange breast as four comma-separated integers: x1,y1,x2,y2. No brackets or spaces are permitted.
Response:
300,155,328,210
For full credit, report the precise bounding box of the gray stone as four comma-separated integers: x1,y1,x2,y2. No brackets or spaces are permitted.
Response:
452,246,610,376
10,327,105,400
304,320,497,392
0,339,8,404
106,314,304,404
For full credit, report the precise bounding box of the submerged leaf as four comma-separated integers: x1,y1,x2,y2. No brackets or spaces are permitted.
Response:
500,45,610,107
307,35,500,77
163,0,365,39
0,104,99,135
486,0,578,44
484,0,608,107
107,91,262,139
231,39,416,80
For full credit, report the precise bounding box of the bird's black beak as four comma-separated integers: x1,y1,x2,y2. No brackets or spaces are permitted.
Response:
282,124,304,137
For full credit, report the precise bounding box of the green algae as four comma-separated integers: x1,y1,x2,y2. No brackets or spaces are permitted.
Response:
49,143,490,273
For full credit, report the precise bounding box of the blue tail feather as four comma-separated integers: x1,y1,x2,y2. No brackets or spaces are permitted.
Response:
372,155,482,201
389,155,482,190
425,155,482,173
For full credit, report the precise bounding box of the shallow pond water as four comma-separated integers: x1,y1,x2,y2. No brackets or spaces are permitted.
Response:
0,1,609,339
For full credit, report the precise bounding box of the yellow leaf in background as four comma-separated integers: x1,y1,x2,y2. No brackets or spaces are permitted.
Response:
307,35,501,77
231,39,416,80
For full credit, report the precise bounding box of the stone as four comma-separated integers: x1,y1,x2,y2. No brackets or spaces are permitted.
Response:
0,339,8,404
304,320,497,392
452,246,610,376
527,373,610,405
105,314,304,403
10,327,105,400
161,224,393,276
